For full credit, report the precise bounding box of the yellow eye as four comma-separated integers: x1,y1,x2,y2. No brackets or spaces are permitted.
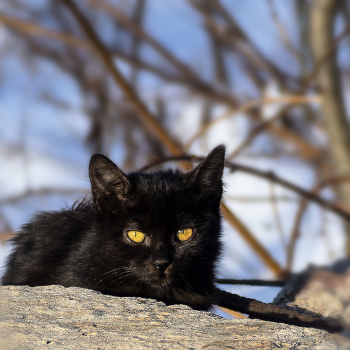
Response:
176,228,193,241
127,230,145,243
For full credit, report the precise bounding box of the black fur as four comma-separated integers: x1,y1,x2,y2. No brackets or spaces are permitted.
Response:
2,146,225,310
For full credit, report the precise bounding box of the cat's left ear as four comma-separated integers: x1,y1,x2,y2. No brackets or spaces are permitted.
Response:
89,154,130,212
190,145,225,195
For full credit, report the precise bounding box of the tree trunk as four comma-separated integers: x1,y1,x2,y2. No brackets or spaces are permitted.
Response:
311,0,350,254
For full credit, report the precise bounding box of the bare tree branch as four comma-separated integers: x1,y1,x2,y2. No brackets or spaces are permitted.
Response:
0,12,324,161
269,182,287,251
190,0,299,86
266,0,302,62
138,155,350,221
305,22,350,90
287,175,350,272
311,0,350,254
220,202,286,277
184,95,321,153
85,0,203,83
60,0,184,157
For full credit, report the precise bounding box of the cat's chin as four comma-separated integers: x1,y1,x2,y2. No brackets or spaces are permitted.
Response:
151,276,172,288
145,275,175,295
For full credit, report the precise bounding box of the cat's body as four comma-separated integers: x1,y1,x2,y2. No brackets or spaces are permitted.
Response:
2,146,225,310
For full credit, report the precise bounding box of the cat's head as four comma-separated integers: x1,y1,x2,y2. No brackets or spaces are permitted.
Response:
88,146,225,309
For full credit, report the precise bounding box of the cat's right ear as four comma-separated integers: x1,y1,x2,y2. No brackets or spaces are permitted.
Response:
89,154,130,212
190,145,225,197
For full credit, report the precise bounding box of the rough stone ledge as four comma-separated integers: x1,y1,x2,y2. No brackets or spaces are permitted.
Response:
0,285,348,350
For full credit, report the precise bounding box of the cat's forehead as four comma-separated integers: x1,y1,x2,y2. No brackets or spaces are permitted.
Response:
124,170,197,229
128,169,190,193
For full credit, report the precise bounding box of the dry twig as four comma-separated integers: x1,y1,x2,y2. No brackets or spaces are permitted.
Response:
287,175,350,272
184,95,321,152
269,182,287,251
0,11,323,160
85,0,202,83
60,0,183,157
220,202,285,277
139,154,350,221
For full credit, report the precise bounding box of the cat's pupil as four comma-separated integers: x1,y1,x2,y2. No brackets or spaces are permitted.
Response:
127,230,145,243
177,228,193,241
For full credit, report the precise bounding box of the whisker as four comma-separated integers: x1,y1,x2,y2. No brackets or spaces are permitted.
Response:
101,269,137,291
179,273,193,293
100,270,133,289
185,275,210,298
92,268,131,289
110,273,139,294
90,267,125,285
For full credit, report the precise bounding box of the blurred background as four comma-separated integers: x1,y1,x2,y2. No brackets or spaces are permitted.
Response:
0,0,350,316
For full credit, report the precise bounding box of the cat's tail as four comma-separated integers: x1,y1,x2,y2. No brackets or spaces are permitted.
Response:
213,287,344,333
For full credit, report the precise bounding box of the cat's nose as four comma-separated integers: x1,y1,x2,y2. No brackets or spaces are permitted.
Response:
153,259,171,273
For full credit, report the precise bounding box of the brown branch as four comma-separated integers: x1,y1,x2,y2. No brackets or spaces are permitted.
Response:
85,0,203,83
0,10,239,108
311,0,350,254
0,12,323,161
319,209,335,260
0,10,230,111
0,13,202,96
0,12,90,48
266,0,302,62
0,210,12,237
219,307,247,319
190,1,350,164
0,12,235,121
138,155,350,221
227,105,291,160
269,182,287,251
60,0,184,157
268,122,320,159
129,0,146,86
287,175,350,272
191,0,300,85
83,0,249,110
227,164,350,221
226,97,321,160
0,188,90,206
184,95,321,152
0,233,14,242
184,102,254,151
220,202,286,278
224,195,298,203
214,288,344,332
304,22,350,90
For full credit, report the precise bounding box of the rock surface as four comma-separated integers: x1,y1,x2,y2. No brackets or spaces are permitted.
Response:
274,259,350,324
0,285,348,349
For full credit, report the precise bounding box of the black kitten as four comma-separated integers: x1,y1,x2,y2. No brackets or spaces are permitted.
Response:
2,146,225,310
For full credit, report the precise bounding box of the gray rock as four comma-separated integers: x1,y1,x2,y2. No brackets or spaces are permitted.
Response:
0,285,347,350
274,261,350,324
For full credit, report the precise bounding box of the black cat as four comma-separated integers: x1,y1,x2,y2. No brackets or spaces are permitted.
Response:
2,146,225,310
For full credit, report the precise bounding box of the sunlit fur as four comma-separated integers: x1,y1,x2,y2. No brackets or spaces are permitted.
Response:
2,146,225,310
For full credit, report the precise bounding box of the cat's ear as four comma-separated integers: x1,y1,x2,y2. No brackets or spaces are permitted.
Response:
89,154,130,212
190,145,225,195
